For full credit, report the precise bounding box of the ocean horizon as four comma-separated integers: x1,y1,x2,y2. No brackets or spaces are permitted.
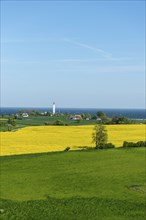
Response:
0,107,146,119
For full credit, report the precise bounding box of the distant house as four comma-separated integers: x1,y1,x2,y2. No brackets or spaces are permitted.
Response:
22,113,29,118
41,112,47,115
75,115,82,120
69,115,82,120
69,116,76,120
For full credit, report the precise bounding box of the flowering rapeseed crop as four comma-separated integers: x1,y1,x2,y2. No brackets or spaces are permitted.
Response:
1,125,145,156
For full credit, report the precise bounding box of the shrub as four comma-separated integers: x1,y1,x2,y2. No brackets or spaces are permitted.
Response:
44,122,52,125
0,121,6,126
104,143,115,149
123,141,146,148
7,118,17,126
64,146,70,151
53,120,64,126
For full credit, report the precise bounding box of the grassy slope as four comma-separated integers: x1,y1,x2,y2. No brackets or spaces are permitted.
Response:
16,116,98,127
1,115,145,132
0,148,145,220
0,116,97,131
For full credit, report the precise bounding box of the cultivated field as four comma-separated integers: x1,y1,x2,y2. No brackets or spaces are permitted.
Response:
1,124,145,156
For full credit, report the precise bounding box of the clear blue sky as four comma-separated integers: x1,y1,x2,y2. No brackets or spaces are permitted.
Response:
1,0,145,108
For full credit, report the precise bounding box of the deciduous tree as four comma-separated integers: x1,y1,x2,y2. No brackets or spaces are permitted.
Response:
92,124,108,149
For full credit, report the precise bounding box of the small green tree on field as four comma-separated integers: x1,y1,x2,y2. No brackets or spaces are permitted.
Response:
81,113,85,119
85,113,91,119
53,120,64,125
7,118,17,126
92,124,108,149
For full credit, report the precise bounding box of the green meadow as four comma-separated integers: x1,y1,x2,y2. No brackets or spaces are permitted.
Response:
0,148,145,220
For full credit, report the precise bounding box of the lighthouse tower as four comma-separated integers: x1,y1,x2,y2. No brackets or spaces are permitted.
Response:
52,102,56,115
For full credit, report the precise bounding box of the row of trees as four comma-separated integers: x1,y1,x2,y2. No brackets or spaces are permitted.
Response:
76,111,131,124
0,118,17,127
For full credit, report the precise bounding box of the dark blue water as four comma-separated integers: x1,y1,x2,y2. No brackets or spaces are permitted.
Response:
0,107,146,119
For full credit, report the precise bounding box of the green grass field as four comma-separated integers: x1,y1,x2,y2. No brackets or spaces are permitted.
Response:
0,148,145,220
1,115,145,132
0,115,98,131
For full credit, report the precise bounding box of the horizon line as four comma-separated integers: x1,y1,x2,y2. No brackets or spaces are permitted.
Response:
1,106,145,110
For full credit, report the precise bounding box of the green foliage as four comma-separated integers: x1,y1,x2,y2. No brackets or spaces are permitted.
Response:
46,112,51,116
104,142,115,149
92,124,108,149
0,121,6,126
13,115,98,128
53,120,64,126
96,111,106,117
96,111,111,124
29,110,41,116
44,122,51,126
123,141,146,148
14,115,18,119
81,113,85,119
85,113,91,119
0,149,145,220
7,118,17,126
91,115,97,120
111,116,130,124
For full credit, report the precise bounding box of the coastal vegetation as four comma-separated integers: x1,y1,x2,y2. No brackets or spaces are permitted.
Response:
0,110,145,132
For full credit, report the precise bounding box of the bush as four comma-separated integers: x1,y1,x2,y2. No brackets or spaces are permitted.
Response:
45,122,51,125
64,146,70,151
7,118,17,126
0,121,6,126
94,143,115,150
53,120,64,126
104,143,115,149
123,141,146,148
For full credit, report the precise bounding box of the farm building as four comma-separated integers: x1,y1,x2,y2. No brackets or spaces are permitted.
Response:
22,113,29,117
69,115,82,120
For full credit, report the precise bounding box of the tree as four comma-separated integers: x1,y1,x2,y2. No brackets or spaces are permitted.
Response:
92,115,97,120
85,113,91,119
81,113,85,119
53,120,64,125
92,124,108,149
111,116,129,124
46,112,51,116
96,111,106,118
96,111,110,124
7,118,17,126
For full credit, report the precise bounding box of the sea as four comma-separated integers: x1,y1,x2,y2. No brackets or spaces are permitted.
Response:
0,107,146,119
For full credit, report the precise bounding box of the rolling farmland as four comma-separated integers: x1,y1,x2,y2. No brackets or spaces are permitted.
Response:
1,124,145,156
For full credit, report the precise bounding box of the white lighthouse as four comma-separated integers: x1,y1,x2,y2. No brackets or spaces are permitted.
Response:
52,102,56,115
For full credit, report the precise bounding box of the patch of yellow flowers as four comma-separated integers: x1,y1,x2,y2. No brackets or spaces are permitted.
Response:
0,125,145,156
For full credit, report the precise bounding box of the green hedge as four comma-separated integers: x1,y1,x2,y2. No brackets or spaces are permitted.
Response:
123,141,146,148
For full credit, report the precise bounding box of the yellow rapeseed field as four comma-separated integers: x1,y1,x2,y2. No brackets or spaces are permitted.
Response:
0,125,145,156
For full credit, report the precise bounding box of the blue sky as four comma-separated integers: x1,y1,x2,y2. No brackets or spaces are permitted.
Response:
1,0,145,108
